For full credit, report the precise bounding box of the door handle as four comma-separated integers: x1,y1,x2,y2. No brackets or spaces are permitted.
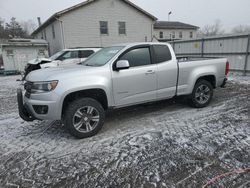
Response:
145,70,155,75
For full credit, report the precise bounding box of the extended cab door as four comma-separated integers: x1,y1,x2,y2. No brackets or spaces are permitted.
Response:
152,44,178,99
112,46,157,106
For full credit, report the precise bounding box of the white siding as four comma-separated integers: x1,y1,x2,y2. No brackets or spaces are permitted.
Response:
2,46,48,72
35,21,63,55
60,0,154,48
154,29,197,41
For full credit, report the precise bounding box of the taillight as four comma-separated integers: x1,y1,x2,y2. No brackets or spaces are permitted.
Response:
225,61,229,75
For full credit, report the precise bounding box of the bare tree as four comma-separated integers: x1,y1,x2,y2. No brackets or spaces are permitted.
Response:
0,17,7,38
20,19,37,35
5,17,29,38
231,25,250,34
198,20,224,37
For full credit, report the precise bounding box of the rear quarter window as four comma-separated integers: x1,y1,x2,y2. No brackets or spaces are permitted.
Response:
153,45,172,63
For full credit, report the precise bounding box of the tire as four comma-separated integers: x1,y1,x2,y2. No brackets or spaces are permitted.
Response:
189,79,213,108
63,98,105,139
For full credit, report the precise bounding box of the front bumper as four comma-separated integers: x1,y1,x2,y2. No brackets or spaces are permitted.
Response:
17,88,36,121
17,89,61,121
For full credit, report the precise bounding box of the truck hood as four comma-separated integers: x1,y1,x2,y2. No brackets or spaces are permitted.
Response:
28,58,52,65
25,65,103,82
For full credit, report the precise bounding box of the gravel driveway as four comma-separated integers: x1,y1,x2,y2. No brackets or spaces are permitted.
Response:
0,75,249,188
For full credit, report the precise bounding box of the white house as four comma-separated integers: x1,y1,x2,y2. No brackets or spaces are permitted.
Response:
32,0,157,55
154,21,199,41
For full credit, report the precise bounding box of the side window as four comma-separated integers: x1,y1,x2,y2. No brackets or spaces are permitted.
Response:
119,47,151,67
79,50,94,58
60,51,78,60
153,45,172,63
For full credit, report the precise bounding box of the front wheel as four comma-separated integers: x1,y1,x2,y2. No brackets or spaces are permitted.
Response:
63,98,105,139
189,79,213,108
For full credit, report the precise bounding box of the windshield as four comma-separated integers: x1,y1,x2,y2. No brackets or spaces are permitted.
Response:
50,51,65,61
83,46,124,67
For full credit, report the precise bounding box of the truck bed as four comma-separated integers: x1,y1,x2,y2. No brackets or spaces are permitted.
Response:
177,56,224,63
176,56,228,96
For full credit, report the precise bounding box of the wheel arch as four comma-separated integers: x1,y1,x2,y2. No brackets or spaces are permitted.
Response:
61,88,108,118
195,75,216,88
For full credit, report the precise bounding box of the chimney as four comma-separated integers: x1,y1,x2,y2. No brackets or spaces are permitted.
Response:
37,17,42,26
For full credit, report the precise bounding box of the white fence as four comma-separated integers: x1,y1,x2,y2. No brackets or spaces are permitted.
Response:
169,33,250,75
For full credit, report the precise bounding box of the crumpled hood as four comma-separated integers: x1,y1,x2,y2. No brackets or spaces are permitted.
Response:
28,58,52,65
25,65,101,82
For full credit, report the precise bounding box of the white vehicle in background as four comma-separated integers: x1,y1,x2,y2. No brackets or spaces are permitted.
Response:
23,48,101,80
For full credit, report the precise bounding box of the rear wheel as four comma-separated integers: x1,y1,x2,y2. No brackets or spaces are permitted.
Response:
63,98,105,139
189,79,213,108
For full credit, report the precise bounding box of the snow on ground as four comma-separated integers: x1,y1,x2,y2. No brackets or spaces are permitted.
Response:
0,74,249,188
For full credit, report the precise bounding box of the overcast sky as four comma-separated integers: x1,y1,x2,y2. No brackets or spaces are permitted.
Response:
0,0,250,32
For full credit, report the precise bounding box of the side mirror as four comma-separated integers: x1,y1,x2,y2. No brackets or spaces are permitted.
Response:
115,60,130,71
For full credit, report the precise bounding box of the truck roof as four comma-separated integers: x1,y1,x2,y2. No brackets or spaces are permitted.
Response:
112,42,170,48
63,48,101,51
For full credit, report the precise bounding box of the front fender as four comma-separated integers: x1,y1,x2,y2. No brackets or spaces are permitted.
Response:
55,76,113,117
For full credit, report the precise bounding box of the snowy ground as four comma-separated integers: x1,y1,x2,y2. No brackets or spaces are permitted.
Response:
0,74,249,188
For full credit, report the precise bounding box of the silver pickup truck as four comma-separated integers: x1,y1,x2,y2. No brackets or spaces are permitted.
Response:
17,42,229,138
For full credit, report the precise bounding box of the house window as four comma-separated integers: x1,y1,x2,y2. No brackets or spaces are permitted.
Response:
38,49,45,56
179,31,183,39
159,31,163,39
6,49,14,56
118,22,126,35
100,21,108,35
172,31,175,39
190,31,193,38
52,25,56,39
44,30,47,40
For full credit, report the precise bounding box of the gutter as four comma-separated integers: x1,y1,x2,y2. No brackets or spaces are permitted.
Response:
54,17,66,49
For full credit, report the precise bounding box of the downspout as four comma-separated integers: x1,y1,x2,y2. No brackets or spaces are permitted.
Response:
54,16,66,49
151,20,156,42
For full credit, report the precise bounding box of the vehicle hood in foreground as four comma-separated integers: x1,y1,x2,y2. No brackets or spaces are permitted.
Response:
25,65,105,82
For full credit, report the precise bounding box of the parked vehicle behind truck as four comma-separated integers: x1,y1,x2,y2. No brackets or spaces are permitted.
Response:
22,47,101,80
17,42,229,139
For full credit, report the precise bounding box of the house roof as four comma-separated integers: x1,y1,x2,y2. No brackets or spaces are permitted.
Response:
154,21,199,30
32,0,157,35
1,38,48,47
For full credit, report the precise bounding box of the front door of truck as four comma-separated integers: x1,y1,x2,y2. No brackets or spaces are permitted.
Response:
112,46,157,106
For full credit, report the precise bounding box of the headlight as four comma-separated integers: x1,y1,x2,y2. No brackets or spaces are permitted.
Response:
30,81,58,93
